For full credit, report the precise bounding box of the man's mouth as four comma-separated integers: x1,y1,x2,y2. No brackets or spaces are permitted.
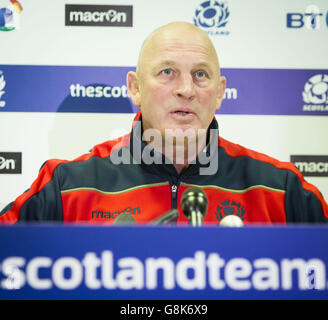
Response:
174,110,191,115
171,107,195,117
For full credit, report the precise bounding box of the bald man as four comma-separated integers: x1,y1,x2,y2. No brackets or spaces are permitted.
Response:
127,22,226,173
1,22,327,224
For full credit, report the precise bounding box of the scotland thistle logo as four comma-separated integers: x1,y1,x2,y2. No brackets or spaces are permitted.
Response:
194,0,230,35
302,74,328,112
215,200,246,223
303,74,328,105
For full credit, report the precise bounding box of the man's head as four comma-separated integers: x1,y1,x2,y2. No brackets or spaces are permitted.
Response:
127,21,226,141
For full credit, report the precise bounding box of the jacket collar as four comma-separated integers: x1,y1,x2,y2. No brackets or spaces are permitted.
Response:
129,111,219,177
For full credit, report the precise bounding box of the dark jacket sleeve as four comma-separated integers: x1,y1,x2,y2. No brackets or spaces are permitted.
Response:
0,160,64,223
285,169,328,223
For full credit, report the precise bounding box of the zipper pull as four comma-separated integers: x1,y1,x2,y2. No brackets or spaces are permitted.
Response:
171,184,178,200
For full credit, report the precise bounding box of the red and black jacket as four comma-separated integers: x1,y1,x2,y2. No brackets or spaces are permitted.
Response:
1,111,327,224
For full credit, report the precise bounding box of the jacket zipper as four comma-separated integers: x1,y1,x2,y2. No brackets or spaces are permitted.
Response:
171,183,178,209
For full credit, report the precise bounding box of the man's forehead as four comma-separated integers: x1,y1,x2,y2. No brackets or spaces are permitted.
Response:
137,22,220,74
153,37,212,55
147,28,213,54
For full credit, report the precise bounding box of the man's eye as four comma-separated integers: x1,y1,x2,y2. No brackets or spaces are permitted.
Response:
161,68,172,76
195,71,207,79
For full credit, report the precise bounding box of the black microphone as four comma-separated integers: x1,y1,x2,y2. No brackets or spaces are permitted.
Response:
181,187,208,226
113,214,137,225
149,209,179,225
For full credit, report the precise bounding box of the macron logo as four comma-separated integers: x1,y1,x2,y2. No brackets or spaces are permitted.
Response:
0,152,22,174
92,206,141,220
291,155,328,177
65,5,133,27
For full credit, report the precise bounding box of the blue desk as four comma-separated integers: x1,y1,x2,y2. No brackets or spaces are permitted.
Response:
0,225,327,300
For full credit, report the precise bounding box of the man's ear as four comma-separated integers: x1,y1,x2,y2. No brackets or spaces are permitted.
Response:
127,71,141,107
215,76,226,111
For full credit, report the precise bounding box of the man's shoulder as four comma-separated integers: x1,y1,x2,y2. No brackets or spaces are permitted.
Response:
217,137,327,212
43,133,131,173
218,136,300,176
88,133,131,159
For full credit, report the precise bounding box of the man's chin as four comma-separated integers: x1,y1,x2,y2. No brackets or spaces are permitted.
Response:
163,127,206,146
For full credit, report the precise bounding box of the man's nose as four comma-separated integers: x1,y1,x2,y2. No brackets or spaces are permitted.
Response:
174,74,195,100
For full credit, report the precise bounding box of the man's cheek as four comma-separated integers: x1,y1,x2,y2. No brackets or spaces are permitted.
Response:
199,90,219,111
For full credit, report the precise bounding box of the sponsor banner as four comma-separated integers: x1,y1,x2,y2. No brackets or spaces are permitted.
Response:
0,65,327,115
286,4,328,30
0,225,328,300
65,4,133,27
291,155,328,177
0,65,135,113
0,0,23,32
193,0,230,36
0,152,21,174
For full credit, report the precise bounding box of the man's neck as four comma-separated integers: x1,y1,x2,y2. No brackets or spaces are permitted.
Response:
150,135,207,174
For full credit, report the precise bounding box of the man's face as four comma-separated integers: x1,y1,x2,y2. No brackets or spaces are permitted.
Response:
128,26,226,143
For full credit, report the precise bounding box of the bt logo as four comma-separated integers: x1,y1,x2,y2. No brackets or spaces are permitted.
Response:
287,5,328,29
